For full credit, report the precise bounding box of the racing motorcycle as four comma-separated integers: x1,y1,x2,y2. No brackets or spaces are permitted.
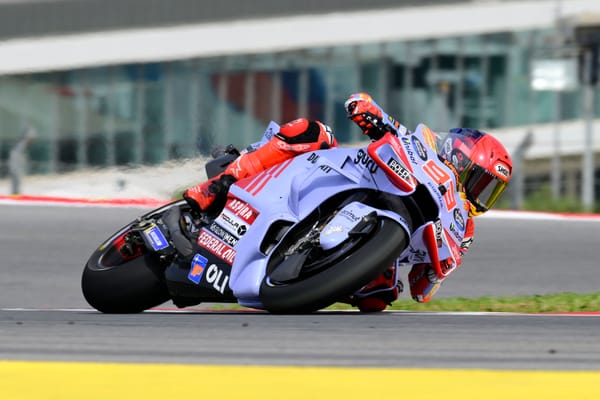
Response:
82,121,467,313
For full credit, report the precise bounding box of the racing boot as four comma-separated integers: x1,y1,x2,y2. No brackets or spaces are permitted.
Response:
183,173,237,215
339,266,402,312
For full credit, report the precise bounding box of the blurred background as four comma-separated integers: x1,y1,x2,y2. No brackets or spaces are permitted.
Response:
1,0,600,211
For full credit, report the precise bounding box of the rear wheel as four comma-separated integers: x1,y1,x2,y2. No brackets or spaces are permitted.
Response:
80,201,188,313
259,216,407,313
81,230,170,313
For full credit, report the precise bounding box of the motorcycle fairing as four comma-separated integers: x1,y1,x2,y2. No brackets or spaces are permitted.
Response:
226,147,411,307
367,133,418,192
384,125,469,271
207,124,469,308
319,201,380,251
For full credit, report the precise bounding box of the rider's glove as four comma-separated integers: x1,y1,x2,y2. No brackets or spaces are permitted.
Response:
344,93,390,141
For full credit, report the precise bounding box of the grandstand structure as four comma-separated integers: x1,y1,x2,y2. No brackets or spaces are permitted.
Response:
0,0,599,202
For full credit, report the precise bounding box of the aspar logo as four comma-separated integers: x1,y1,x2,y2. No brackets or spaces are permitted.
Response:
411,136,428,161
225,198,258,224
204,264,229,294
495,163,510,179
197,230,236,264
354,149,379,174
387,157,411,181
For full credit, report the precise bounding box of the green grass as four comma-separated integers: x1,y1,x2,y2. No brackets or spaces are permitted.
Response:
325,292,600,313
201,293,600,313
494,184,600,213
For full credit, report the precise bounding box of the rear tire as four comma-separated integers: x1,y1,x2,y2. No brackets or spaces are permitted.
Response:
82,251,170,313
260,217,407,313
81,200,192,313
82,241,171,313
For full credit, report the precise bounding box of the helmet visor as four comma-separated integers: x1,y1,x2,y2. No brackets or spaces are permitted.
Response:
462,164,507,213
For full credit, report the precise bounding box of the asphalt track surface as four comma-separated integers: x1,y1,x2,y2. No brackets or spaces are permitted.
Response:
1,203,599,374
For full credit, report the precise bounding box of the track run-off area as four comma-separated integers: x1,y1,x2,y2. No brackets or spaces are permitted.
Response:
1,196,599,399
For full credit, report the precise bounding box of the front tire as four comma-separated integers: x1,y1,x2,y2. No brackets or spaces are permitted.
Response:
260,217,407,313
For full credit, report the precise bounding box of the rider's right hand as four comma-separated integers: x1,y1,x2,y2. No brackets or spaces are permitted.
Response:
344,93,387,140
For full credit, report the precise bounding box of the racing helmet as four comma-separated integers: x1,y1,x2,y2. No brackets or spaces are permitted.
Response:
437,128,512,215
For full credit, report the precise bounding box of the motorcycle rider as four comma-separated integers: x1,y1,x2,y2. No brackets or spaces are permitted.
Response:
183,92,512,312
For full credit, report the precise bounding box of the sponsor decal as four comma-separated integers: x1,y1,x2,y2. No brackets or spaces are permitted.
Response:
453,208,465,230
495,163,510,179
387,157,412,182
276,140,311,152
323,124,334,144
216,211,248,238
225,198,259,224
422,159,457,211
307,153,320,164
443,138,453,158
461,236,473,252
188,253,208,284
324,225,344,235
426,181,445,208
400,137,419,166
197,230,236,264
408,246,427,263
340,209,361,222
421,126,438,150
411,136,428,161
308,153,332,173
353,149,379,174
434,219,443,247
208,222,239,247
319,164,333,173
205,264,230,294
448,223,463,242
227,159,243,180
143,225,169,251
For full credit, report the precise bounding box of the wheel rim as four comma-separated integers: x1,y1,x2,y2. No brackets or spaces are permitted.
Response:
265,218,378,286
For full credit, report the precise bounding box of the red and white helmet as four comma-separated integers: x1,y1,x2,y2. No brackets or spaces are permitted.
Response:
437,128,512,215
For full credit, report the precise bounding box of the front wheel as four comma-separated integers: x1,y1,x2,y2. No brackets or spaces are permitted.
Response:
259,217,408,313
